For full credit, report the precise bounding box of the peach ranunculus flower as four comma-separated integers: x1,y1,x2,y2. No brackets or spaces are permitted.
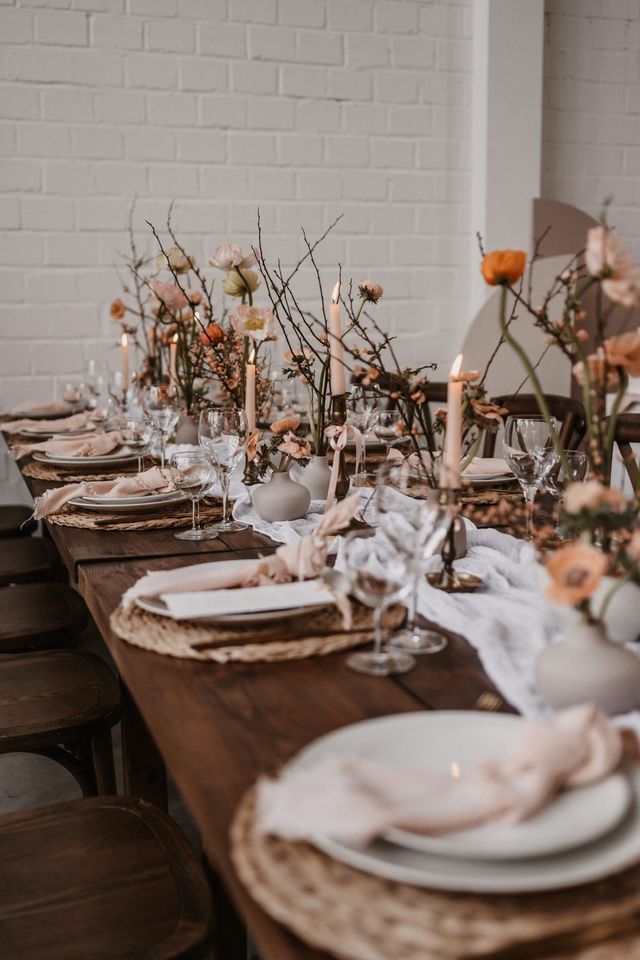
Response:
572,348,620,392
481,250,527,286
470,398,509,423
278,432,311,460
246,429,262,463
209,243,256,272
222,268,260,299
585,226,640,307
270,415,300,435
564,479,626,514
148,278,189,312
231,305,276,343
109,298,126,321
451,368,481,384
604,330,640,378
199,322,224,346
358,280,384,303
545,542,608,607
154,246,195,275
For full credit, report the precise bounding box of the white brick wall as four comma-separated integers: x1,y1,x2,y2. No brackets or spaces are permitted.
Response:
0,0,472,410
542,0,640,258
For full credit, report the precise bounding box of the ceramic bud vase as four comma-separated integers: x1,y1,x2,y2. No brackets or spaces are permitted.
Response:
252,470,311,522
174,413,199,445
300,455,332,501
535,620,640,715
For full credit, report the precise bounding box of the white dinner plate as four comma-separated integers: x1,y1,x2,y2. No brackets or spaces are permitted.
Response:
80,490,179,506
21,427,94,439
33,447,139,468
68,492,186,514
287,712,638,893
465,473,515,486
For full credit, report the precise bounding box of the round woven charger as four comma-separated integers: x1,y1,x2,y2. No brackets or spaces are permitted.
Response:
23,461,140,483
110,600,404,664
46,501,224,531
230,787,640,960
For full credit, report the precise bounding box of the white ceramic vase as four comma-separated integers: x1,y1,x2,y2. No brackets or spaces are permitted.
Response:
174,413,199,445
300,455,332,500
535,620,640,715
252,470,311,522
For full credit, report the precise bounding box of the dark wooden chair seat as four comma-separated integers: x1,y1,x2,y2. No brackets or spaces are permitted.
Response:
0,650,121,795
0,796,213,960
483,393,586,455
0,504,36,537
0,536,64,586
610,412,640,496
0,582,88,651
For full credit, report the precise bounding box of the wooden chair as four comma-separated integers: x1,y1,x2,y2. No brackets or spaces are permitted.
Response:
611,412,640,496
0,650,120,795
0,536,65,586
0,795,213,960
483,394,586,456
0,582,88,652
0,504,37,537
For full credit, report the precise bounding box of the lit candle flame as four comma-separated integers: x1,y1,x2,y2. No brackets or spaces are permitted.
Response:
248,347,256,364
449,353,463,379
331,280,340,304
121,332,128,348
172,332,179,344
450,761,461,779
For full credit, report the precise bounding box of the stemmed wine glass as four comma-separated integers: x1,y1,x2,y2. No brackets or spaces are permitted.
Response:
170,451,218,542
343,531,415,676
120,417,154,473
374,410,402,457
348,386,380,483
544,450,588,529
502,416,559,540
143,385,180,469
198,407,249,533
375,461,452,653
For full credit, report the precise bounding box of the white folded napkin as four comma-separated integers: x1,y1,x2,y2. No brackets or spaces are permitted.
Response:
257,705,630,846
162,579,334,620
462,457,511,477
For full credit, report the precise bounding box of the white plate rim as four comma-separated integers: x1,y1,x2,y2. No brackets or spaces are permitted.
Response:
68,492,186,513
33,450,139,467
80,489,180,505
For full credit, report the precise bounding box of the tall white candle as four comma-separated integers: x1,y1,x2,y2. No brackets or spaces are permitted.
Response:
245,348,256,431
444,353,463,489
121,332,129,386
169,333,178,383
328,280,346,396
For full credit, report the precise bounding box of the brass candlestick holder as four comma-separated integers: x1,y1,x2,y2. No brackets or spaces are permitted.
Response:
243,456,259,487
427,487,484,593
330,393,350,501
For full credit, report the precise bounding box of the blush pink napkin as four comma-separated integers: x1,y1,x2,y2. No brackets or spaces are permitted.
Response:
122,493,362,613
257,705,630,846
10,400,74,417
33,466,174,519
2,412,90,435
12,431,122,461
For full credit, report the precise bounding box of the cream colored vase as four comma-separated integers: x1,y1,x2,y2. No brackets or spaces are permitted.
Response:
300,455,332,501
535,621,640,715
252,470,311,522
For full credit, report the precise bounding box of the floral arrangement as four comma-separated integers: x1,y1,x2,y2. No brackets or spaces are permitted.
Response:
247,415,311,479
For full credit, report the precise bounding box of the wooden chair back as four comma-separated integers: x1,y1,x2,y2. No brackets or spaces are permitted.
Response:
611,413,640,496
483,394,586,456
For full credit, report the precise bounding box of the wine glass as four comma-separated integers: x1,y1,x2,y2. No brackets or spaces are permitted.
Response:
170,451,218,542
348,387,381,483
120,417,154,473
343,531,415,676
374,410,402,457
503,416,559,540
143,385,180,469
544,450,588,528
198,407,249,533
375,461,452,653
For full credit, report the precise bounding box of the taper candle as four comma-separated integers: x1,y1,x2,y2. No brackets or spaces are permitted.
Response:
328,280,346,396
121,332,129,387
245,348,256,431
169,333,178,383
444,353,463,488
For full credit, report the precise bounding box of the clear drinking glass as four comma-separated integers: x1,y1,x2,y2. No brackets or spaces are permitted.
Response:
120,417,154,473
375,461,452,654
544,450,588,527
374,410,401,457
348,386,381,482
142,385,180,469
503,416,559,540
198,407,249,533
343,531,415,676
170,451,218,542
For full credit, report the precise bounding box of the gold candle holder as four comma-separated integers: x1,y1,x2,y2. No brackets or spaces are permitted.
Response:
243,457,259,486
330,393,350,501
427,487,484,593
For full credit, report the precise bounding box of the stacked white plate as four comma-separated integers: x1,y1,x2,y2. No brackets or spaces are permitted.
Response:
33,446,139,468
286,712,639,893
21,426,94,440
68,489,185,514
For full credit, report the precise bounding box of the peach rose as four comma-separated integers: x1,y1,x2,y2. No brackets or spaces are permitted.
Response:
110,298,126,321
546,542,608,607
585,227,640,308
481,250,527,286
278,432,311,460
604,330,640,378
564,479,625,514
270,415,300,435
209,243,256,272
358,280,384,303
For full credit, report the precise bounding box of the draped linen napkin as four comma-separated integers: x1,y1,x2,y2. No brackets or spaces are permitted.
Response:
462,457,511,477
2,412,90,435
10,400,74,417
122,493,362,614
32,466,174,519
257,705,631,846
12,431,122,461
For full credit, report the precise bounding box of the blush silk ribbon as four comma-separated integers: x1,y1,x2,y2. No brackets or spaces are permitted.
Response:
324,423,362,510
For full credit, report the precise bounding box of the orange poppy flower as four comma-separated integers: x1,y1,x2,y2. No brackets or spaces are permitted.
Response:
199,322,224,346
481,250,527,286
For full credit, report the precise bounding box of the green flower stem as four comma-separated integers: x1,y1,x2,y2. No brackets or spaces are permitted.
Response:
461,429,484,472
498,286,571,476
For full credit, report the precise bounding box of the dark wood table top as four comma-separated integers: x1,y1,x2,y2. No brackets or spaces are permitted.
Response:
10,443,511,960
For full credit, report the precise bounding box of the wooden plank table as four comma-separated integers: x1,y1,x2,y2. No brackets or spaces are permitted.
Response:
11,447,511,960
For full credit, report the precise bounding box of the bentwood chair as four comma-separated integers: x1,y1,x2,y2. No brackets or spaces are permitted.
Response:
0,504,37,537
610,412,640,497
483,394,586,456
0,795,213,960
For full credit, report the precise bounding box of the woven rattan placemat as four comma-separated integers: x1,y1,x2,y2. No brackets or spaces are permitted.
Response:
23,461,141,483
46,501,224,531
230,786,640,960
110,600,404,664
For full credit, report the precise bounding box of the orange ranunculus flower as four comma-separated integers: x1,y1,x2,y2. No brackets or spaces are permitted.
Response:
481,250,527,286
545,542,608,607
270,415,300,436
110,298,126,321
199,322,224,346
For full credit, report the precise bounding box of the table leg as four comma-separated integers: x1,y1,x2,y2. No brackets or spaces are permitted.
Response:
202,853,248,960
120,682,168,809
